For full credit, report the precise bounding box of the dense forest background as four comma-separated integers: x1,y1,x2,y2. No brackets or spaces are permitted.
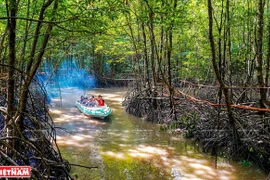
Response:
0,0,270,178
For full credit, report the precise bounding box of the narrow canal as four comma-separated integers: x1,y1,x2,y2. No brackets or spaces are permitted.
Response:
49,87,267,180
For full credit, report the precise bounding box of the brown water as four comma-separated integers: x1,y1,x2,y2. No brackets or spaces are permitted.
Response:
50,87,267,180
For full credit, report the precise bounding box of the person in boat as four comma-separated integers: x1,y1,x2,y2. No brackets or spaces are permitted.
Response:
96,95,105,106
87,95,96,107
80,95,85,103
80,95,89,104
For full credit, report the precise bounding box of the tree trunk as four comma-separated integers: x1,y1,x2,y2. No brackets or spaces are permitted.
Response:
167,0,177,113
207,0,240,157
15,0,58,123
126,13,141,90
266,1,270,88
255,0,266,111
148,13,157,89
265,1,270,131
6,0,17,123
142,22,151,90
20,0,32,73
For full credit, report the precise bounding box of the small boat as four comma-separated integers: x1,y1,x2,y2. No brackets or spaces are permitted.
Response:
75,101,112,119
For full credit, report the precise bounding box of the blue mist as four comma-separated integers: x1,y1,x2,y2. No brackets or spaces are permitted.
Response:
36,58,96,101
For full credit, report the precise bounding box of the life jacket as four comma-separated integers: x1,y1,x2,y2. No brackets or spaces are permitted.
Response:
96,98,105,106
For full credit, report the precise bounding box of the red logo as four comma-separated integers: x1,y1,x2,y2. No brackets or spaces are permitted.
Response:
0,166,31,178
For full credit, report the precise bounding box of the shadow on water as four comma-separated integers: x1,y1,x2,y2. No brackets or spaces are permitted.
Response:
50,87,267,180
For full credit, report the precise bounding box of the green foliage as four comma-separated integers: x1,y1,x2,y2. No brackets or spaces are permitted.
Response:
1,0,269,85
159,125,168,131
72,173,79,180
240,160,252,167
179,112,200,138
160,112,200,134
159,112,201,136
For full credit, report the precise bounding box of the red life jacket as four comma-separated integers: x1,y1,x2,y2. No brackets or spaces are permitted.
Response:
96,98,105,106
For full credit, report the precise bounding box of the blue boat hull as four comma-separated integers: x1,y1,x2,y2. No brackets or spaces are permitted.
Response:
75,101,112,119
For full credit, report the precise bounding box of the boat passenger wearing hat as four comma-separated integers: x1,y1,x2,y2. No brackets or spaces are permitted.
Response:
96,95,105,106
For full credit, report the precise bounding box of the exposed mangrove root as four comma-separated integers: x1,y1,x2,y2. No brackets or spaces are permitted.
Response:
123,83,270,175
0,74,72,179
123,87,172,123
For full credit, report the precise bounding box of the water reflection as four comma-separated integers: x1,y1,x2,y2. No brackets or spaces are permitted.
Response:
50,87,267,180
